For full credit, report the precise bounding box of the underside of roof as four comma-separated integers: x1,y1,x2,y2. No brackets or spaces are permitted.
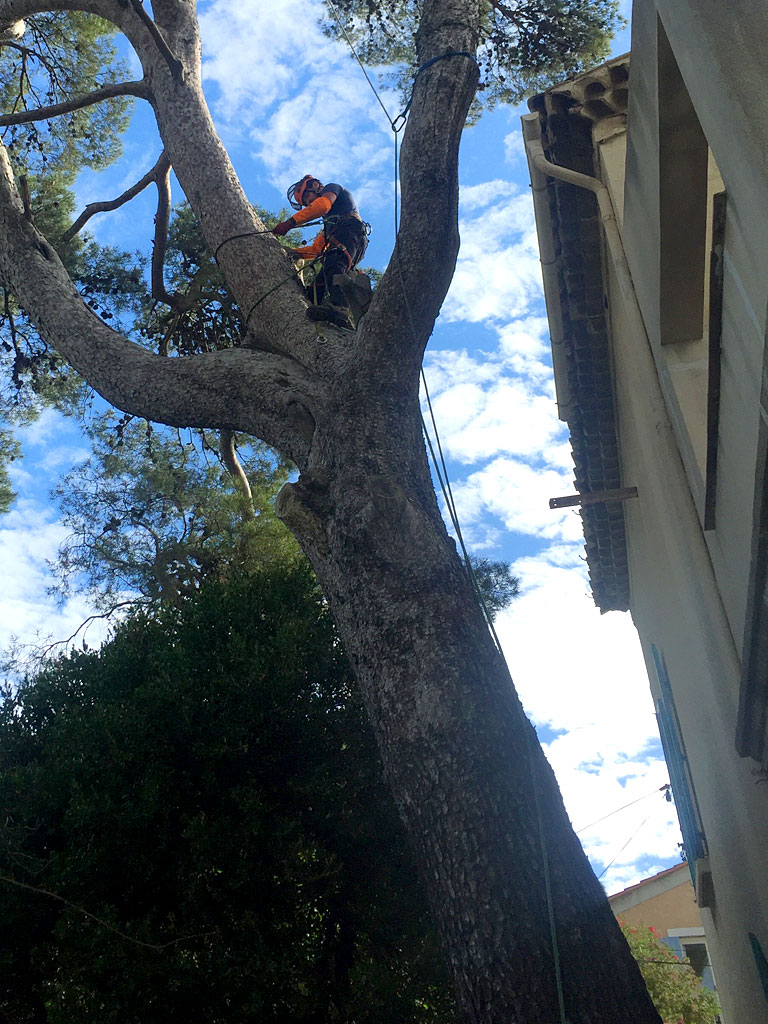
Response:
529,64,631,612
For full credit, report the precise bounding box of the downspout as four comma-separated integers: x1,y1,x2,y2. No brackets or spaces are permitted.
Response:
521,111,642,328
521,117,571,421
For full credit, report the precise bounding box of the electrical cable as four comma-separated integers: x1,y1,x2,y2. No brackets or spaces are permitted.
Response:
576,784,671,835
597,816,652,881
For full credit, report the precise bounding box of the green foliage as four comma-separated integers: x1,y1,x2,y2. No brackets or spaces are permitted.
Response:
0,423,19,514
0,13,137,419
52,413,299,609
323,0,621,111
467,555,520,620
0,566,455,1023
0,13,131,182
620,921,720,1024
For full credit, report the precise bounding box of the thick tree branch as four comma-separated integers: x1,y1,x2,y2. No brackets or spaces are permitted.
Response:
356,0,481,387
0,0,124,30
0,142,322,466
125,3,347,371
0,0,178,87
61,149,168,244
0,78,149,127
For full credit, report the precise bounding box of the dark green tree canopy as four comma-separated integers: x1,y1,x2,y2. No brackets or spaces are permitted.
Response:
0,565,454,1023
323,0,620,109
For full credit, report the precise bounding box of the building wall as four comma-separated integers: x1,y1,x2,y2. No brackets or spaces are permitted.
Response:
609,865,702,934
524,5,768,1017
594,10,768,1009
623,1,767,659
601,242,767,1022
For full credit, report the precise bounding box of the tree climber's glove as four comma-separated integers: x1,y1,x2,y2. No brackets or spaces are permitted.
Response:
272,218,295,237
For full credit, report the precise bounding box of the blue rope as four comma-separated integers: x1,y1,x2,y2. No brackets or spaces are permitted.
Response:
391,51,478,132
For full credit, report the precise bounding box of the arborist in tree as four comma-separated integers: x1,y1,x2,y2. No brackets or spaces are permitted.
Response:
272,174,370,331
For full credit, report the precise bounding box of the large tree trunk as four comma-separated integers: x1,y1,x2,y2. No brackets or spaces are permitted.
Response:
276,369,660,1023
0,0,662,1020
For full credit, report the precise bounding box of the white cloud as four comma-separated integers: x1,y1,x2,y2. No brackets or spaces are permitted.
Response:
0,500,107,663
493,552,681,889
445,188,543,324
249,71,393,199
433,378,565,465
10,409,90,475
199,0,342,120
503,127,524,167
449,458,580,543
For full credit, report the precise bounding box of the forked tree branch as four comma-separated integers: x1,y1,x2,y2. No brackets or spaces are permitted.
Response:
150,151,177,308
219,429,254,507
0,78,150,126
123,0,182,81
61,149,169,244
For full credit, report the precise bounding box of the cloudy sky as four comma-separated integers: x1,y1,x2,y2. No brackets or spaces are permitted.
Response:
2,0,683,894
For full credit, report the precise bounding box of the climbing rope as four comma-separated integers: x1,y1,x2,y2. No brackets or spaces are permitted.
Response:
213,228,272,263
242,251,326,330
328,13,569,1022
214,219,325,263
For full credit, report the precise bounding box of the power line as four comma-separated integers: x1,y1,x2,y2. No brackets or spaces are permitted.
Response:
576,784,670,835
597,815,651,880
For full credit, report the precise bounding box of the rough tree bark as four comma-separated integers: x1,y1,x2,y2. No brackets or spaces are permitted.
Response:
0,1,661,1021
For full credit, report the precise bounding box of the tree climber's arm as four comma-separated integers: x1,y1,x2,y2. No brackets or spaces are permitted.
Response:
291,192,334,226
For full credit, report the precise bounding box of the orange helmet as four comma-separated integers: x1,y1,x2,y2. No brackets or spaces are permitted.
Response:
287,174,321,210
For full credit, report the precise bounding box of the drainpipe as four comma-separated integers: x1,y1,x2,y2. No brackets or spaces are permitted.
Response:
521,117,571,420
521,111,640,318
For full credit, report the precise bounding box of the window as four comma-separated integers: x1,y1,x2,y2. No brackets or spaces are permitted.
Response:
657,17,726,516
665,929,717,992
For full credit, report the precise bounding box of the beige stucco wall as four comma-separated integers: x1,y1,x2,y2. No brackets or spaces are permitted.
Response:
623,0,768,656
609,866,702,934
595,17,768,1007
525,5,768,1018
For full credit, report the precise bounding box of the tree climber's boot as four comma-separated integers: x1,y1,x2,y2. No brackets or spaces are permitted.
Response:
306,303,355,331
306,281,357,331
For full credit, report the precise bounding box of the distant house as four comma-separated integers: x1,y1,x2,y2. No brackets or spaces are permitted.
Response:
609,863,717,994
522,2,768,1022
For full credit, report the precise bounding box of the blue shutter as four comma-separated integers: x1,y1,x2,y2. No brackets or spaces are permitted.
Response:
651,645,708,885
661,936,683,958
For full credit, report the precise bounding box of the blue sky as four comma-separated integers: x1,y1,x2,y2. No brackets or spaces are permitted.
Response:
1,0,684,894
